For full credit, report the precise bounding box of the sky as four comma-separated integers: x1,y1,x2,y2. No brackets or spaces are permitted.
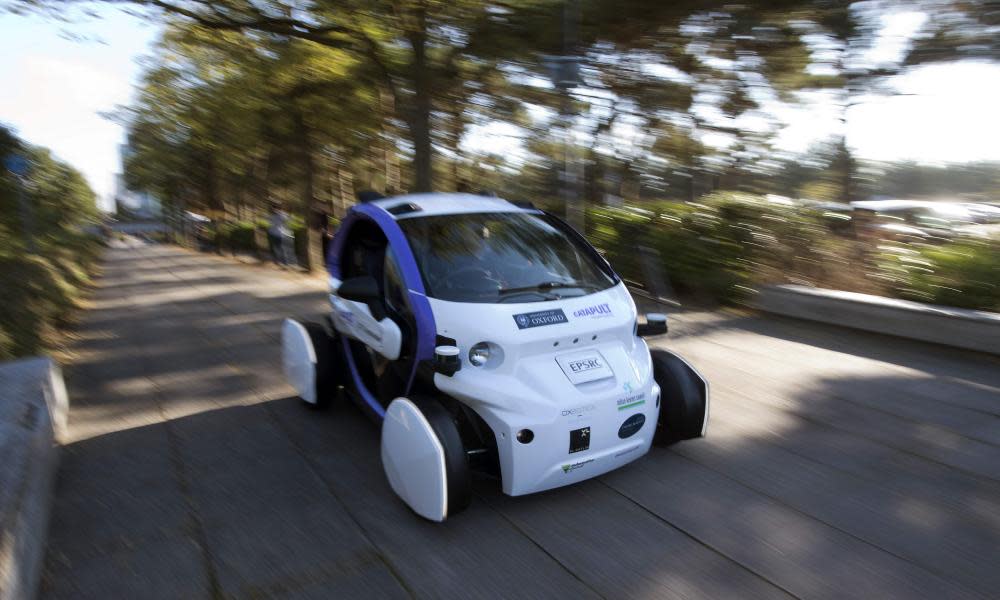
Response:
1,6,999,211
0,6,158,211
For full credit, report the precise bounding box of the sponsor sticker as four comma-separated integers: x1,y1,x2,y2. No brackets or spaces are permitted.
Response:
513,308,568,329
617,382,646,411
618,413,646,438
569,426,591,454
561,404,595,418
572,302,613,318
561,459,594,474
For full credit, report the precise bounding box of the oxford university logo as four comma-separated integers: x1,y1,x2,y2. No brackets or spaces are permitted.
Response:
512,308,568,329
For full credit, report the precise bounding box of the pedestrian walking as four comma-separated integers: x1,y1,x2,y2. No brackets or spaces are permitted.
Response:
267,204,295,267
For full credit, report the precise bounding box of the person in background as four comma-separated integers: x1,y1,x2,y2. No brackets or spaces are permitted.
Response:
267,204,295,267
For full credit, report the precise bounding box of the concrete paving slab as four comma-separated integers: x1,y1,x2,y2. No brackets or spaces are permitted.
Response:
41,243,1000,599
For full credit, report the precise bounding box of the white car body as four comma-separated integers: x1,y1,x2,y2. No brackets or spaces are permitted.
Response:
283,193,707,518
428,283,660,495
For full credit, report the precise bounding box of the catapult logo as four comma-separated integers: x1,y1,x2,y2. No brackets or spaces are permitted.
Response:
572,302,612,319
512,308,568,329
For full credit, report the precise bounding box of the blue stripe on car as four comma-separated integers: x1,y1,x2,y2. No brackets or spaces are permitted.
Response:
327,203,437,417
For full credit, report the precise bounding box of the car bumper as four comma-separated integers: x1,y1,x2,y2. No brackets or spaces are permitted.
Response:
501,385,659,496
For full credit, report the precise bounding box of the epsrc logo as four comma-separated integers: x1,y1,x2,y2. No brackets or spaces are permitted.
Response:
568,357,603,373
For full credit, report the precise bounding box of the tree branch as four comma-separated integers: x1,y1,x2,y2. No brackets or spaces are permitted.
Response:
144,0,352,48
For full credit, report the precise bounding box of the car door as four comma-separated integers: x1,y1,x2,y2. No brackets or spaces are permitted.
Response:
373,247,420,403
329,235,403,361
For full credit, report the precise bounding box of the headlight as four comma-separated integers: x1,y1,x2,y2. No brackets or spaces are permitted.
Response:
469,342,491,367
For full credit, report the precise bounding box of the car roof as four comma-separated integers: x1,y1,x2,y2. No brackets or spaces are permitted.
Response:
367,193,537,220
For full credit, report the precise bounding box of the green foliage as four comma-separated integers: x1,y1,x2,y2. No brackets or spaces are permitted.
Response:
588,200,753,303
0,231,103,359
0,124,101,359
879,241,1000,311
586,192,1000,310
216,221,260,255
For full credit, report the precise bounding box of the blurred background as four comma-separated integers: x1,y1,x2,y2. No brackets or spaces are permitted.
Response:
1,0,999,358
2,4,1000,599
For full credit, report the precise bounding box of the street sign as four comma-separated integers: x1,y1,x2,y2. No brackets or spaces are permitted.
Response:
3,154,30,177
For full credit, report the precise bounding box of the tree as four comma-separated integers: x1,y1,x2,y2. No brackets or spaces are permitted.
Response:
123,20,381,269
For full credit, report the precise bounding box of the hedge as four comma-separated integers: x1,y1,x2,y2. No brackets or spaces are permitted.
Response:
587,192,999,312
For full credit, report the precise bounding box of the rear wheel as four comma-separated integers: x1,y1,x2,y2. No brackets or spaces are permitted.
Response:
281,318,341,409
652,349,709,446
381,395,472,521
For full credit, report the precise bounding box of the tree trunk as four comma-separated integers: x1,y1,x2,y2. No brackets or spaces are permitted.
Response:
293,110,325,272
449,109,463,189
408,12,433,192
380,88,401,194
340,168,354,216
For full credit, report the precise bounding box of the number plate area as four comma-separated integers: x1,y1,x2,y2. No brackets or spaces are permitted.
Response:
555,350,614,385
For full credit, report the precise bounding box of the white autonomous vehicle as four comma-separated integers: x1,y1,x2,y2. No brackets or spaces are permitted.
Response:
282,193,708,521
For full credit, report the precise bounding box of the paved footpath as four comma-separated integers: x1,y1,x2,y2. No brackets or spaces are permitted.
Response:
41,243,1000,599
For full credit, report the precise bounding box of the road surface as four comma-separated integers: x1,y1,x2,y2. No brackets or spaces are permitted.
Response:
42,243,1000,599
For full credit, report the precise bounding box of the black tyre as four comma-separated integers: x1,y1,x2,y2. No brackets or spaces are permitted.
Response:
412,395,473,517
652,349,708,446
303,321,340,409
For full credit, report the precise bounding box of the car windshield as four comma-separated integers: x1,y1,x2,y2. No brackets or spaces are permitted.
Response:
400,212,618,303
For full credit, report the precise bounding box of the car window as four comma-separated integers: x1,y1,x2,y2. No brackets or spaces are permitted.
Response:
383,247,408,314
400,212,617,304
342,221,386,280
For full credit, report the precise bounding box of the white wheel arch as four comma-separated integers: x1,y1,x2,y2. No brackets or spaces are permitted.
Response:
281,318,317,405
381,397,449,521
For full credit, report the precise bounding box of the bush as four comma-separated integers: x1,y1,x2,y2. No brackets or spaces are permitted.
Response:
880,241,1000,310
0,242,100,359
1,126,102,359
216,221,260,255
587,193,833,303
585,193,1000,312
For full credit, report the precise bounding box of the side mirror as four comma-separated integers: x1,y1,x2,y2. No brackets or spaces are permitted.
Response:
637,313,668,337
337,275,385,320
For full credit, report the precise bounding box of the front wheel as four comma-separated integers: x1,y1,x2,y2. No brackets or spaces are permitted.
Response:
652,349,709,446
381,395,472,521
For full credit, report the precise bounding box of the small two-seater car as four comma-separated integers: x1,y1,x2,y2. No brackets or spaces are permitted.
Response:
282,193,708,521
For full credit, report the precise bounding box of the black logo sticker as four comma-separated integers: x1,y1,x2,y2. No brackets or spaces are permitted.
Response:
618,413,646,439
569,426,591,454
513,308,568,329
